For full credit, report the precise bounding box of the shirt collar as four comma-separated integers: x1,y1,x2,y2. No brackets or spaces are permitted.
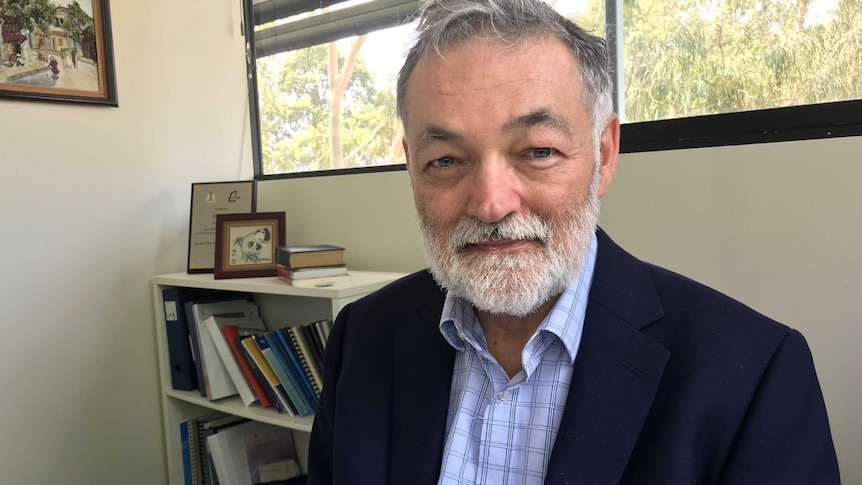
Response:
439,233,598,362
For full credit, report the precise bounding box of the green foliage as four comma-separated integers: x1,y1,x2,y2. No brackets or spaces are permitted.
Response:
0,0,90,45
257,44,399,174
620,0,862,122
256,0,861,174
1,0,55,34
65,1,92,45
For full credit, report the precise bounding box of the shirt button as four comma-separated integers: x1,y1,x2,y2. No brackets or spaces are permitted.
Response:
457,331,466,341
499,390,510,402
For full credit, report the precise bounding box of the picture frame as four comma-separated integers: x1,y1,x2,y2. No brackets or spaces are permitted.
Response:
214,212,285,280
187,181,256,274
0,0,118,106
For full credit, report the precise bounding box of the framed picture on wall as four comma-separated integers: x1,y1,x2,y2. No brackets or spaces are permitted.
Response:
214,212,286,279
0,0,118,106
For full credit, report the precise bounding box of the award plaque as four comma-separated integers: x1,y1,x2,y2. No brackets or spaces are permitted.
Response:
187,181,256,273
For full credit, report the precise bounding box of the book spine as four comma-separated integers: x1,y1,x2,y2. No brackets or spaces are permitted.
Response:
205,317,256,405
236,335,283,414
275,328,318,408
179,419,194,485
194,418,210,485
222,325,272,408
184,301,208,398
289,326,323,398
300,324,325,373
261,333,313,417
242,336,296,416
163,288,198,391
266,331,317,413
320,318,333,342
313,319,331,352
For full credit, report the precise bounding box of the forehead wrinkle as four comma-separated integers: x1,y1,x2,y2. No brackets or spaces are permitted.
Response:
504,109,572,135
416,125,463,155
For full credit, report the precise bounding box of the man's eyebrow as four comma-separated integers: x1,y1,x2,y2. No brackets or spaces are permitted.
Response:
416,126,463,154
504,109,570,133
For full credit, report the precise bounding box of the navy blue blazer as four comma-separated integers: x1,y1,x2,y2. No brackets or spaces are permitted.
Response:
307,229,839,484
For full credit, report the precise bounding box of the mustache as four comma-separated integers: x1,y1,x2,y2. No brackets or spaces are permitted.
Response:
446,212,552,249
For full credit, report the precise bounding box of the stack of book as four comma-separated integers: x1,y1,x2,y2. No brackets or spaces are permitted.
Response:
180,411,304,485
161,287,333,417
275,244,350,287
234,319,333,418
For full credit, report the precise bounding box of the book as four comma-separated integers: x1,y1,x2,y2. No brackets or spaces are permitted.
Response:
262,332,314,416
222,325,273,409
240,335,296,416
278,327,313,400
190,299,257,401
242,426,301,484
275,264,348,280
318,318,333,342
236,334,283,414
257,334,312,417
313,318,333,352
208,421,293,485
275,244,345,269
277,273,353,288
183,291,250,397
199,413,251,485
164,288,248,392
274,328,317,408
162,288,199,391
187,411,240,485
180,419,195,485
204,313,266,406
287,326,323,399
185,300,209,398
299,324,323,371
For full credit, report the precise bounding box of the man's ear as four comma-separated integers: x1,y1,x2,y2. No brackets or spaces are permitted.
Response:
597,113,620,199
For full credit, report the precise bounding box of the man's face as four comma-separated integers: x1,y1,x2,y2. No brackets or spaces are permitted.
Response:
402,36,619,317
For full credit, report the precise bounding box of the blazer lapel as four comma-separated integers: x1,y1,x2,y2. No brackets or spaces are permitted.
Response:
388,278,455,485
546,229,670,484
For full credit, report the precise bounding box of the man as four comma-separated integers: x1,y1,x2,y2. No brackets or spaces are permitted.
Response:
307,0,839,483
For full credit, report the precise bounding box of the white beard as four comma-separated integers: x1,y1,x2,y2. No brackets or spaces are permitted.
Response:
418,164,601,317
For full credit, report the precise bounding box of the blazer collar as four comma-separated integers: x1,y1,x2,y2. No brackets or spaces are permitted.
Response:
387,230,670,485
389,272,454,485
546,228,670,484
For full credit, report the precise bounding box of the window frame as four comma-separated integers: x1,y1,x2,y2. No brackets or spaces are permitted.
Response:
243,0,862,179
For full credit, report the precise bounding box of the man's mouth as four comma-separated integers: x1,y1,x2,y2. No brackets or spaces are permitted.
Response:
463,237,542,254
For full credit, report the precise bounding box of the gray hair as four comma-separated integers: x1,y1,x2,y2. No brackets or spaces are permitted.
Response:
396,0,614,148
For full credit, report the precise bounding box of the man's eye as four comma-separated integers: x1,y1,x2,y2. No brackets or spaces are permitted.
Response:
430,156,456,168
530,147,555,158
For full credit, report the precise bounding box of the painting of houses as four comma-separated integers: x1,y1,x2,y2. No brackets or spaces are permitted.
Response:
0,0,116,105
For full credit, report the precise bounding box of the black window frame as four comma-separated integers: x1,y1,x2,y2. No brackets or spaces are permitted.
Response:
242,0,862,179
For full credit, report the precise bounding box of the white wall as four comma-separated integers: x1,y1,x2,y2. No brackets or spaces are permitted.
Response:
0,0,251,483
258,135,862,483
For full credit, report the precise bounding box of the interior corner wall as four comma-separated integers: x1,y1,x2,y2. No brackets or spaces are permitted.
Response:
257,135,862,483
0,0,252,483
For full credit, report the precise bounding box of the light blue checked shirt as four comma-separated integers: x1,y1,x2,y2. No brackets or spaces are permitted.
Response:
437,235,597,485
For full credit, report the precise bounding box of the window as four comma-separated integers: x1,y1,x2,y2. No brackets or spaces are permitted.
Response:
244,0,862,177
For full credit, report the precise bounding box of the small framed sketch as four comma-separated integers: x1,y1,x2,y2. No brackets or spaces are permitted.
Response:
214,212,285,279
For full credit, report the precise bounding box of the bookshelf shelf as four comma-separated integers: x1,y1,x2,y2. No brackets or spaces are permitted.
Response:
164,389,315,433
152,270,405,484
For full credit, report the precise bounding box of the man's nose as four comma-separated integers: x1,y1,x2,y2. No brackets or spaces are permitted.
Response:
465,157,522,224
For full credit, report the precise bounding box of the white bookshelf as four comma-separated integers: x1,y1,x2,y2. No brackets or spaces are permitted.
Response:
151,270,405,484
